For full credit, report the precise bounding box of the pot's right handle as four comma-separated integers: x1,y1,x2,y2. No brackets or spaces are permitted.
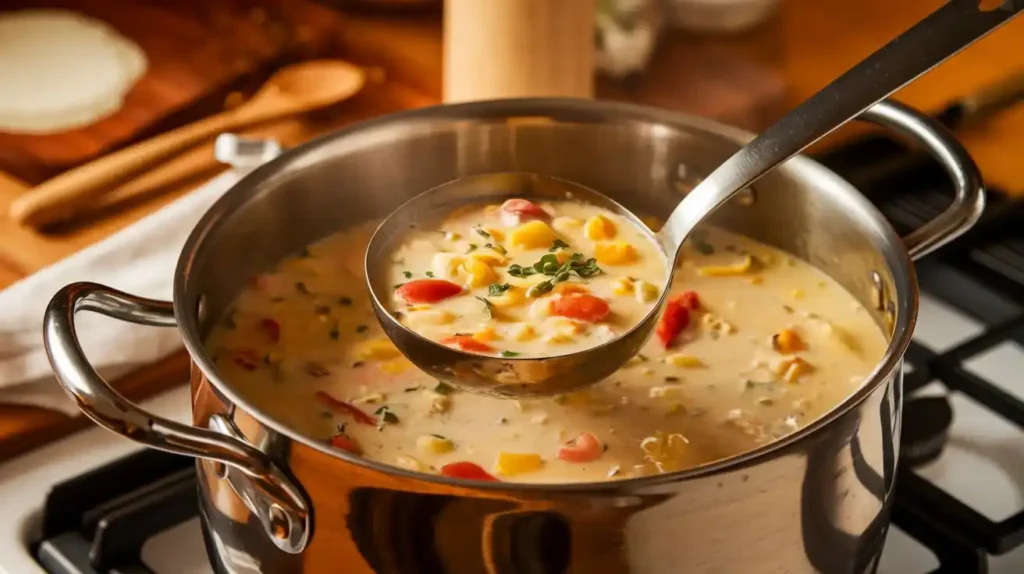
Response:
857,99,985,261
43,282,310,554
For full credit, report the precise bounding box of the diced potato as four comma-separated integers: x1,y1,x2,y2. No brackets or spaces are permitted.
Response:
613,277,635,296
528,298,554,319
665,354,704,368
634,280,660,303
432,253,465,280
356,338,402,361
417,434,454,454
584,214,617,240
772,328,805,353
470,251,506,266
464,259,499,288
552,216,582,233
696,254,756,277
474,327,500,343
508,220,558,249
595,242,638,266
790,288,805,300
491,286,527,308
494,452,544,476
395,455,429,472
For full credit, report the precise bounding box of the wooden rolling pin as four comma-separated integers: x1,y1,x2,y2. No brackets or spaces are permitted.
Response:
443,0,595,102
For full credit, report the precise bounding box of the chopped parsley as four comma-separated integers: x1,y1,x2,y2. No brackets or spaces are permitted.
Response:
403,270,413,279
338,296,353,306
549,238,570,252
356,325,370,334
328,322,341,340
500,350,520,358
425,271,435,278
475,296,493,319
466,243,478,253
430,433,448,440
488,283,512,296
351,361,365,368
320,411,333,419
475,227,490,238
691,230,715,255
484,242,507,255
374,405,399,429
315,305,332,316
295,282,311,294
403,385,423,392
433,381,455,395
508,252,601,279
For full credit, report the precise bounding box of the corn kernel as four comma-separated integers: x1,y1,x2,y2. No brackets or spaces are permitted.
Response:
509,220,558,249
470,251,506,266
595,242,638,266
696,255,756,277
356,338,402,361
464,259,498,288
613,277,635,295
432,253,465,280
494,452,544,476
444,231,461,241
552,216,582,233
508,323,536,341
584,214,617,240
395,455,429,472
491,286,527,308
772,328,805,353
474,327,500,343
634,280,660,303
748,275,764,285
381,359,412,375
417,434,454,454
790,288,805,300
776,357,814,382
547,317,586,336
665,354,704,368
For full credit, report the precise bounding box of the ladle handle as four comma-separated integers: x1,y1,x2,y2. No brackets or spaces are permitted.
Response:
657,0,1023,257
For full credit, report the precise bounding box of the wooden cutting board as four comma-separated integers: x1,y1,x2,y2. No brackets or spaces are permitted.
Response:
0,0,349,184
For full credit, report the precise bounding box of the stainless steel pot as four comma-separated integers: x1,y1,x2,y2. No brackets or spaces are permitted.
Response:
44,98,983,574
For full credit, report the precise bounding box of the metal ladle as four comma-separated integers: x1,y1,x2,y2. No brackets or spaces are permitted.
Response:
367,0,1022,398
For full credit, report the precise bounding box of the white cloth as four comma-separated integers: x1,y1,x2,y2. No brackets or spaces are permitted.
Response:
0,171,240,415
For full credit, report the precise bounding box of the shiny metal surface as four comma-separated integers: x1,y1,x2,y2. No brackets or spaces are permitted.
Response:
46,95,984,572
366,0,1017,397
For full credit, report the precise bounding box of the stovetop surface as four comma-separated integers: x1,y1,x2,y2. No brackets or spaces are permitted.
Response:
5,131,1024,574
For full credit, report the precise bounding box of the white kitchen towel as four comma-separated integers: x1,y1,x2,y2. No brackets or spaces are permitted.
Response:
0,170,241,415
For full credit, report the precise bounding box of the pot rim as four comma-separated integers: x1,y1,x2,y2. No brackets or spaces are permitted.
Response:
174,97,917,493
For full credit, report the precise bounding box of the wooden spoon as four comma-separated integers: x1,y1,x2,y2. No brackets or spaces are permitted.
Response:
9,59,366,228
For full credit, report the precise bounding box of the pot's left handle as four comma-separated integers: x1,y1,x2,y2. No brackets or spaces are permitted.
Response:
43,282,311,554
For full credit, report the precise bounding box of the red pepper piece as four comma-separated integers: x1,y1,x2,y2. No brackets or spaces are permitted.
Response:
550,294,611,322
260,318,281,343
500,198,550,226
557,432,603,463
440,461,500,482
440,335,495,353
395,279,463,304
328,433,362,455
315,391,377,425
231,349,260,371
673,290,700,311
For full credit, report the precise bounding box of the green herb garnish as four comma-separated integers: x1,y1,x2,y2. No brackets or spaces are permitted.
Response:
403,385,423,393
549,238,570,252
351,361,365,368
295,282,311,294
475,296,493,319
485,243,507,255
488,283,512,296
329,323,341,340
338,296,353,306
434,381,454,395
466,243,478,253
356,325,370,334
500,350,520,358
403,271,413,279
425,271,435,278
691,230,715,255
475,227,490,238
374,405,399,430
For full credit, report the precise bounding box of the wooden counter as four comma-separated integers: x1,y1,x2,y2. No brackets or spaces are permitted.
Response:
1,0,1022,460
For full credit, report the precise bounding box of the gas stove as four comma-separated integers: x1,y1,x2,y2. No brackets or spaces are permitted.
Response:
3,133,1024,574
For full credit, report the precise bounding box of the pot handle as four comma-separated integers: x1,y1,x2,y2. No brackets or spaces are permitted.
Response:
43,282,310,554
857,99,985,261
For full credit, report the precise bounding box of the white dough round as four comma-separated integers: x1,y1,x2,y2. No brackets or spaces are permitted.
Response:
0,9,147,134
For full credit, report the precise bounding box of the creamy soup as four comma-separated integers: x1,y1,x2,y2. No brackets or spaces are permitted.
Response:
205,222,887,483
383,198,666,357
